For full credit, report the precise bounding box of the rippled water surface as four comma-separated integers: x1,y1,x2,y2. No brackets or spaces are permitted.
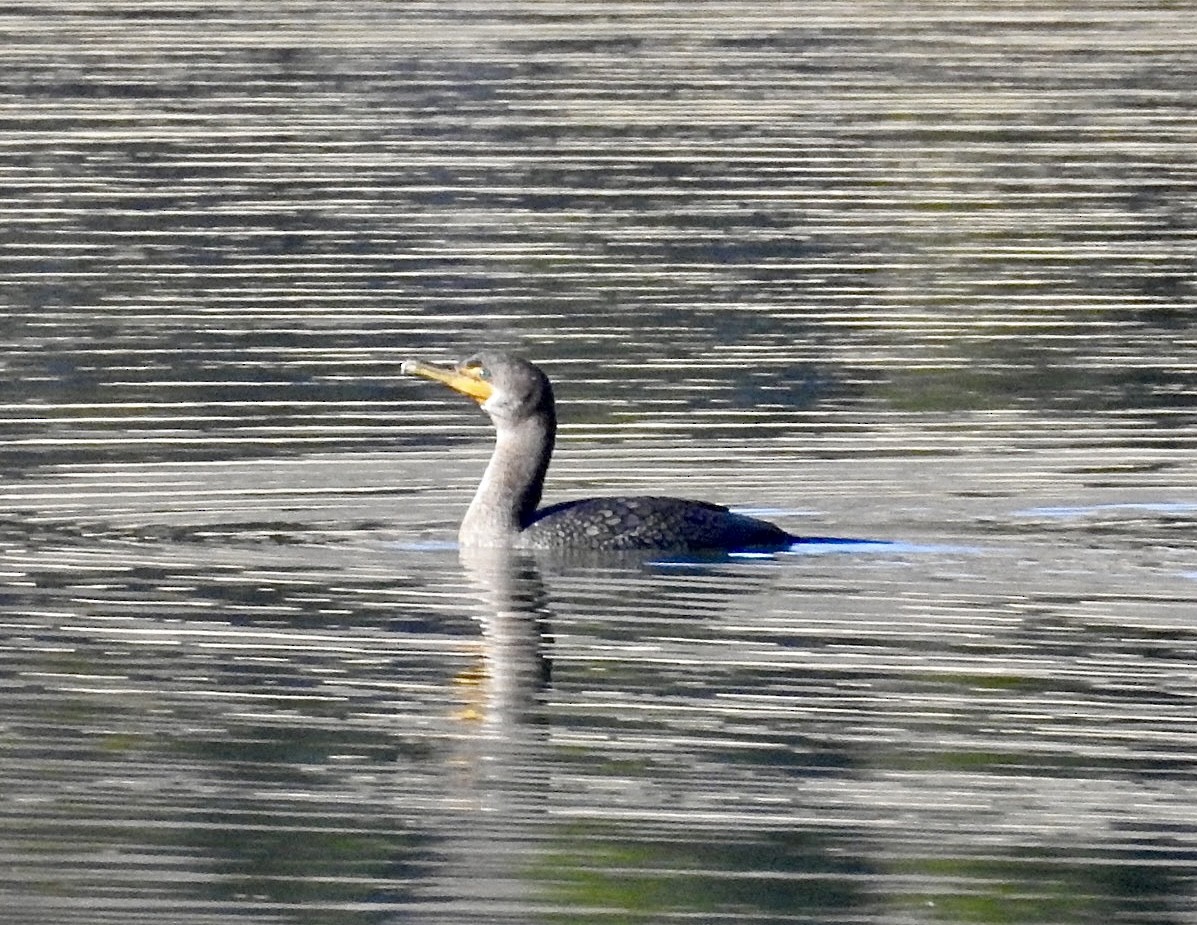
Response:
3,2,1197,923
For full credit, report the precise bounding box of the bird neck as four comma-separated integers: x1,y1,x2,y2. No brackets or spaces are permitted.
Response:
460,413,555,544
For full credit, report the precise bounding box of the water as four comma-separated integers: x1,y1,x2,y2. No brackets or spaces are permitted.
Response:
3,2,1197,923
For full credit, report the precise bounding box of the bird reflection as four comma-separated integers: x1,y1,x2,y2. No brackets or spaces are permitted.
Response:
415,546,556,919
458,544,553,742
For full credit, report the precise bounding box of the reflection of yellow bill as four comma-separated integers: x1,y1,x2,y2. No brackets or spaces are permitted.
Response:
402,359,494,403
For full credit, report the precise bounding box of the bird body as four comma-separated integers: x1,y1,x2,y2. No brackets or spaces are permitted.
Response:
522,496,792,552
403,352,795,553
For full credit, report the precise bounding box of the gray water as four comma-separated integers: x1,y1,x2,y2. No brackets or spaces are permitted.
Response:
3,2,1197,923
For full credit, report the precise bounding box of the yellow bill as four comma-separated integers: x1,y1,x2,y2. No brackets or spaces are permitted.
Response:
402,359,494,403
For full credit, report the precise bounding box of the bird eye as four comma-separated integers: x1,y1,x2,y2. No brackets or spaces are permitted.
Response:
460,355,490,380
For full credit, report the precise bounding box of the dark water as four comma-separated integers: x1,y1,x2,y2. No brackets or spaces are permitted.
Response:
3,3,1197,923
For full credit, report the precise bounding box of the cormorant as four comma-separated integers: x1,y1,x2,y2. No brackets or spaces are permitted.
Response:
403,352,796,552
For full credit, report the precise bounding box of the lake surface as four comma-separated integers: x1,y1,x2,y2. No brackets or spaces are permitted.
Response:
3,2,1197,923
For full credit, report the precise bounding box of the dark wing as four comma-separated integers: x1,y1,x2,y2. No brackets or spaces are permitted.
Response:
520,495,793,552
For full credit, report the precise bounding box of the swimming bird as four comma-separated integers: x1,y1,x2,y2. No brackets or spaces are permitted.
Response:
403,352,796,552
